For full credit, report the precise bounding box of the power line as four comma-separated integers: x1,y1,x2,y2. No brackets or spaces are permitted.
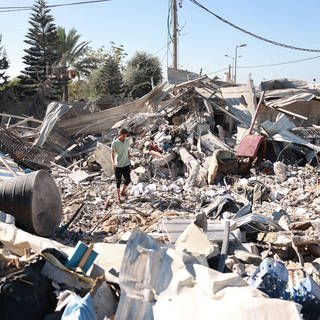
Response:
0,8,31,13
0,6,30,9
204,55,320,78
207,67,229,75
238,54,320,69
49,0,111,9
0,0,111,13
205,55,320,76
167,0,173,42
189,0,320,53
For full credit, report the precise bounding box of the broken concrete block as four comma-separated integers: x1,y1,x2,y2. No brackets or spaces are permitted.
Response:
274,162,288,182
91,277,117,320
185,161,200,188
94,143,113,177
234,249,262,265
208,149,237,184
130,170,139,185
134,166,146,174
175,222,219,260
69,170,89,183
179,148,207,187
152,152,176,167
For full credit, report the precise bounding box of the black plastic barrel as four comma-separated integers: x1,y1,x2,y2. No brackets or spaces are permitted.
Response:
0,170,62,236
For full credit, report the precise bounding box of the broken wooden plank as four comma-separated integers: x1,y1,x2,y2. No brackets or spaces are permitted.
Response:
0,113,42,124
0,156,17,177
9,116,37,129
272,107,308,121
54,143,78,162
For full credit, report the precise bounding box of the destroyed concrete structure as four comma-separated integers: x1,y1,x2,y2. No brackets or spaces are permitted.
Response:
0,75,320,319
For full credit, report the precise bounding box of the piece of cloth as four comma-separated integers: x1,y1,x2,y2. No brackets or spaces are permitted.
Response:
0,258,56,320
115,165,131,188
61,293,97,320
111,138,130,168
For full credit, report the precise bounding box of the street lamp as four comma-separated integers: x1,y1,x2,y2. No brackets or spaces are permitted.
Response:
234,43,247,84
225,54,234,64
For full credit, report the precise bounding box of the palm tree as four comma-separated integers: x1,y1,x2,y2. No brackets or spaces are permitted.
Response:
55,27,90,101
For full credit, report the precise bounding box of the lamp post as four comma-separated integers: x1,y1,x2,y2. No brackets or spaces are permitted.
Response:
234,43,247,84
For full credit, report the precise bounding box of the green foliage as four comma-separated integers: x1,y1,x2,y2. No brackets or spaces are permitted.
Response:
123,51,162,98
55,27,91,79
5,77,20,88
1,77,27,97
72,48,100,79
54,26,90,101
86,42,127,98
56,27,89,68
0,34,9,89
21,0,59,89
79,46,109,72
109,42,127,67
93,56,123,97
78,43,127,79
68,79,90,101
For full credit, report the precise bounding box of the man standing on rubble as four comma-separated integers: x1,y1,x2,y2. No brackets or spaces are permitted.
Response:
111,128,131,203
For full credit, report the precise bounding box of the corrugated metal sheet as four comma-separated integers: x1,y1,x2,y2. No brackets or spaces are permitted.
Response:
271,130,320,152
217,86,253,127
34,102,72,147
265,91,320,109
115,229,175,320
260,78,309,91
264,88,312,100
225,100,252,127
58,82,173,136
291,127,320,139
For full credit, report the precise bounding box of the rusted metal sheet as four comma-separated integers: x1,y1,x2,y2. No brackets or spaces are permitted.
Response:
236,134,266,158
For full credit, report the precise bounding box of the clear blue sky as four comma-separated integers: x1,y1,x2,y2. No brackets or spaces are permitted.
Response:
1,0,320,85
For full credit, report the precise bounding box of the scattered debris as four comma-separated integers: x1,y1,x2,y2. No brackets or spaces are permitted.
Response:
1,76,320,318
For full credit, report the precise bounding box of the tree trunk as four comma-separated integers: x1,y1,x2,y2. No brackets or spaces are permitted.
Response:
62,78,69,102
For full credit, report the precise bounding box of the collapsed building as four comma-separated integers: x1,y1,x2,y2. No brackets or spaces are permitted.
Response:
0,76,320,319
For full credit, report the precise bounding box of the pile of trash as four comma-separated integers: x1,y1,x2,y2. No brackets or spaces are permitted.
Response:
0,76,320,319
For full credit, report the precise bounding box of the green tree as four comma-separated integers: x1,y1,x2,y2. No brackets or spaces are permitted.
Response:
0,34,9,88
123,51,162,98
93,56,123,97
78,46,109,72
109,42,127,67
90,43,127,98
54,27,90,101
21,0,58,89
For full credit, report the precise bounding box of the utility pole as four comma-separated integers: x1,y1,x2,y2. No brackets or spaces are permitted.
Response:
172,0,178,69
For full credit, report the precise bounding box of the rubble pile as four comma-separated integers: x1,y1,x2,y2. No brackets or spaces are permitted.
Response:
0,77,320,319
